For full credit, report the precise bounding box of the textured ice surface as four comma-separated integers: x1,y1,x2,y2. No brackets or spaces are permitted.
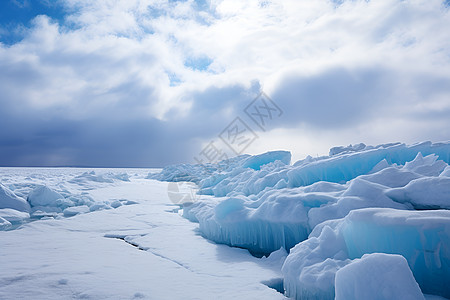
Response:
0,168,148,228
154,141,450,199
286,142,450,188
386,176,450,209
27,185,65,207
183,148,450,255
335,253,425,300
241,150,291,170
282,208,450,299
0,174,285,300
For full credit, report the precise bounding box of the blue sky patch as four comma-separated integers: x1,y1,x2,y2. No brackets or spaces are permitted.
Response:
184,56,213,71
0,0,66,44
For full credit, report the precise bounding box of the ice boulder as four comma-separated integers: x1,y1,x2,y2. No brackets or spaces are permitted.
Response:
110,200,122,208
282,221,350,300
27,185,65,207
403,152,447,176
282,208,450,299
335,253,425,300
342,208,450,298
0,183,31,212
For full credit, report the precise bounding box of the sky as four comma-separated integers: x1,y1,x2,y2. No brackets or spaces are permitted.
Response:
0,0,449,167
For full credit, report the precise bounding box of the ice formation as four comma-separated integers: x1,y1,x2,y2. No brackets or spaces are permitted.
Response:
0,183,30,212
0,170,137,228
152,141,450,299
282,208,450,299
334,253,425,300
69,171,130,185
27,185,65,207
181,143,450,255
152,142,450,198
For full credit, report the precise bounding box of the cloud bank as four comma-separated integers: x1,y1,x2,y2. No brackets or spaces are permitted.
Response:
0,0,449,166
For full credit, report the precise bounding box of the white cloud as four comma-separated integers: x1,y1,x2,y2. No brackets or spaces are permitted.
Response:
0,0,449,166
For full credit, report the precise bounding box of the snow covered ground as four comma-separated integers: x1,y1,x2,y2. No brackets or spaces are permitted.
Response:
0,168,286,299
1,141,450,299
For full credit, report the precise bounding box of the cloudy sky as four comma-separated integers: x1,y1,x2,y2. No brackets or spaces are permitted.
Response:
1,0,449,167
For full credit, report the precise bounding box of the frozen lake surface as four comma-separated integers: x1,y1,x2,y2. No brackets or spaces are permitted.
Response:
0,168,285,299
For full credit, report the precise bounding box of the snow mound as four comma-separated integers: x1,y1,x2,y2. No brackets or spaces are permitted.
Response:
282,208,450,300
335,253,424,300
0,183,31,212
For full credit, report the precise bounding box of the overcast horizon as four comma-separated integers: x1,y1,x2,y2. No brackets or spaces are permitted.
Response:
1,0,450,168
